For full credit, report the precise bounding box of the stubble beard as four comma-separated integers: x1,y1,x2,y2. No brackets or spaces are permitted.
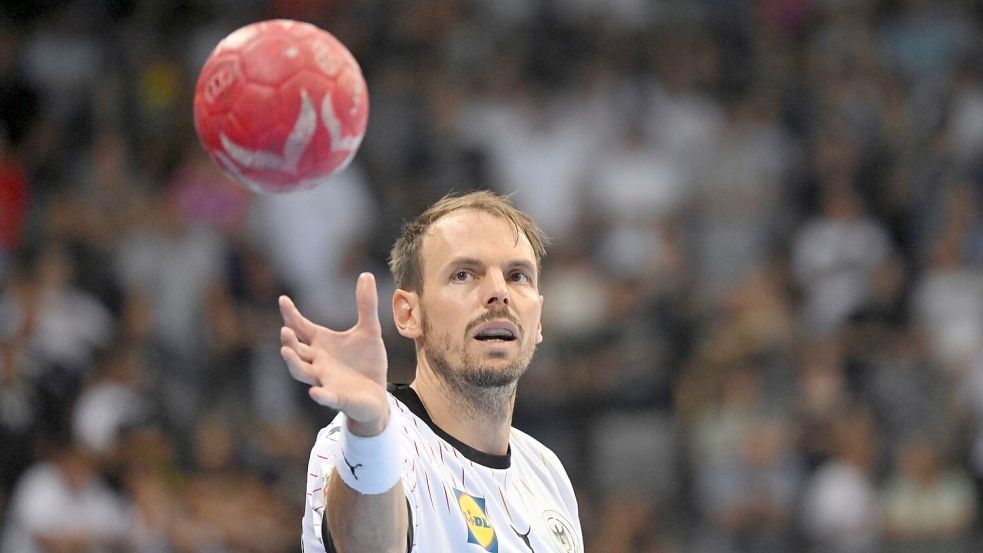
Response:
422,312,535,418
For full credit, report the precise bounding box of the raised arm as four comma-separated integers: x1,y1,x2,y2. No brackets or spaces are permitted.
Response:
279,272,407,553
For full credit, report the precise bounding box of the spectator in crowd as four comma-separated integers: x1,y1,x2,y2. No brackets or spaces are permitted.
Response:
800,409,882,553
912,184,983,373
0,439,132,553
113,188,226,430
881,437,977,553
0,241,114,436
72,344,148,460
792,183,893,336
0,340,35,520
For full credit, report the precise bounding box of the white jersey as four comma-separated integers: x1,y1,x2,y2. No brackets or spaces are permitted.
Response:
302,384,583,553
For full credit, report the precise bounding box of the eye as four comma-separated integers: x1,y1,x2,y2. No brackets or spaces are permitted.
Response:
509,271,531,284
452,270,473,282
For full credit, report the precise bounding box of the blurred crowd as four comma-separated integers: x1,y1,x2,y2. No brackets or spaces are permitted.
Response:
1,0,983,552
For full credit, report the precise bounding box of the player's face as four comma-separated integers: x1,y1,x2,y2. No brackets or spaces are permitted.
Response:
418,209,543,388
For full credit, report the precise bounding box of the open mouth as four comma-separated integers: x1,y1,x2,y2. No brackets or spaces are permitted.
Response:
474,328,517,342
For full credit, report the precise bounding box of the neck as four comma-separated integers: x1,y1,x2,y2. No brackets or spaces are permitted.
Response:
410,361,515,456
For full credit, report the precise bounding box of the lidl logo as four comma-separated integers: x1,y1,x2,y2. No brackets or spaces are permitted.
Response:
454,489,498,552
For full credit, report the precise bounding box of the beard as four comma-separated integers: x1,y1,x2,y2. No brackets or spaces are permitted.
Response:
421,308,535,392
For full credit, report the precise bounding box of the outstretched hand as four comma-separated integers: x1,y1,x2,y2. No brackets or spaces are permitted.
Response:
279,272,390,435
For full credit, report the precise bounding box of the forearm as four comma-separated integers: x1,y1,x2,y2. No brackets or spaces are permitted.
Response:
325,469,407,553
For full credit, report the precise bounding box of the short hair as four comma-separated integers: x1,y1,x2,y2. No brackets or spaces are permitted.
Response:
388,190,548,293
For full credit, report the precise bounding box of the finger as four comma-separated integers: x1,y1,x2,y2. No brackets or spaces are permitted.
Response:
309,386,341,409
279,295,318,342
280,346,317,386
354,272,381,333
280,326,315,363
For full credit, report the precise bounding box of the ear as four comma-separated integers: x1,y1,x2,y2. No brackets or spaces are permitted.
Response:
536,294,544,344
393,289,422,339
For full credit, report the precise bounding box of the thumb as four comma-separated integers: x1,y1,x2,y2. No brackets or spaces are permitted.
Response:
309,386,341,409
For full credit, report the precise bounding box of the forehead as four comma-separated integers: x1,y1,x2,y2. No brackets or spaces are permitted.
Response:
420,209,536,273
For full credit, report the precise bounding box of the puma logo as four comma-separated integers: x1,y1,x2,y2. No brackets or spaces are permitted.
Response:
342,452,363,480
512,525,533,552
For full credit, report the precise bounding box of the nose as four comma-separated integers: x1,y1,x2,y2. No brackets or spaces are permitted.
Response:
483,271,510,307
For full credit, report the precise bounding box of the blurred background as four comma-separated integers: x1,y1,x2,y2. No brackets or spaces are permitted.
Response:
1,0,983,552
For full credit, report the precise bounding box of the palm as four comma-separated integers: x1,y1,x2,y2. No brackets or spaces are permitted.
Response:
279,273,389,426
311,320,387,387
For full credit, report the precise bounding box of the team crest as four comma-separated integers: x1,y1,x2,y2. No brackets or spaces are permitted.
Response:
541,510,580,553
454,489,498,552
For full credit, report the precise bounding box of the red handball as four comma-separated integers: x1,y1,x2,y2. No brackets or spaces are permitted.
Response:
193,20,368,194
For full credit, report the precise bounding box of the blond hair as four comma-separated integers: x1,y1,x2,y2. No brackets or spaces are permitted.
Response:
388,191,548,293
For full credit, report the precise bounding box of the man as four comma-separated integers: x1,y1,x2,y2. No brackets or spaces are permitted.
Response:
280,191,583,553
0,439,132,553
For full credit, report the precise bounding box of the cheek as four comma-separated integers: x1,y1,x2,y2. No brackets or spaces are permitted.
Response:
520,297,543,339
422,301,467,338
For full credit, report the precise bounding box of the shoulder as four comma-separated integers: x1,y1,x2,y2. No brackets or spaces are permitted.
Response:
509,427,584,544
508,427,577,501
509,426,566,470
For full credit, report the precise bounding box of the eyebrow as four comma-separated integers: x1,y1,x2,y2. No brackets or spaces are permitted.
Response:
509,260,537,275
446,257,537,274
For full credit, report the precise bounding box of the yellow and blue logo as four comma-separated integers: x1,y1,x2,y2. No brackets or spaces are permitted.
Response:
454,489,498,552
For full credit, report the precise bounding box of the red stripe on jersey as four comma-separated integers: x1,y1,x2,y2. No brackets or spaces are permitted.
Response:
316,454,329,460
424,471,436,512
309,473,318,478
443,484,451,513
